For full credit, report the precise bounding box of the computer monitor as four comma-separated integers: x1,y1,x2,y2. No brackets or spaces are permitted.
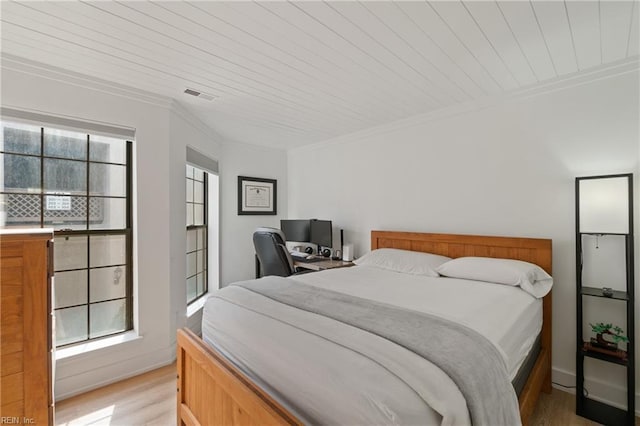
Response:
280,219,310,243
310,219,332,248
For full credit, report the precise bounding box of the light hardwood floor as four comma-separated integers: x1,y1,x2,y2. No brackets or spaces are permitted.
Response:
55,365,176,426
56,364,631,426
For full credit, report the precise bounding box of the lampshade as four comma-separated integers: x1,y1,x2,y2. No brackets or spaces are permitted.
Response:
578,176,630,234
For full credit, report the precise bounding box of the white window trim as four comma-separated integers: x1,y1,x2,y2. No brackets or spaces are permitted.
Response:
187,292,209,317
55,330,141,361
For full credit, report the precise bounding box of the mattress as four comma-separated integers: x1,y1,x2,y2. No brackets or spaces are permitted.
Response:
202,266,541,424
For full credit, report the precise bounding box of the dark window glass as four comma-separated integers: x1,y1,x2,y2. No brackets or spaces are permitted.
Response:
186,165,208,305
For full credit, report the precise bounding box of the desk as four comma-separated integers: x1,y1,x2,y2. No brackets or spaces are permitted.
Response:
294,259,354,272
254,255,354,278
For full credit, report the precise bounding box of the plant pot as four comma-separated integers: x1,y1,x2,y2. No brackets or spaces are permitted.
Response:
591,334,618,351
584,341,628,361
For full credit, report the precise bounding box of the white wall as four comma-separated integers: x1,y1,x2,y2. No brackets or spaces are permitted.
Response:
1,62,175,400
168,105,222,339
1,57,287,399
219,141,288,286
288,70,640,407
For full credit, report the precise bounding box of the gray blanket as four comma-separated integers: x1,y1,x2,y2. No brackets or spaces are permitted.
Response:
235,277,520,426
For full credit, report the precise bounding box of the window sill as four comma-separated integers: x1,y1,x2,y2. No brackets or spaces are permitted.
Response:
55,331,142,361
187,293,209,317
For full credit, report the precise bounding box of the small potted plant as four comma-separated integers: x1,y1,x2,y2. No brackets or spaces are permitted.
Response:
588,322,629,360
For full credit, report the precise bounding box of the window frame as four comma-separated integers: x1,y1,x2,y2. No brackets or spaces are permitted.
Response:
186,166,208,305
1,122,133,347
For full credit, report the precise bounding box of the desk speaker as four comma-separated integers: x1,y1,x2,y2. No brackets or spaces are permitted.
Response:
342,244,354,261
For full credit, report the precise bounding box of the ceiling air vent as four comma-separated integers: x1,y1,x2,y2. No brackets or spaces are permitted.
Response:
184,88,215,101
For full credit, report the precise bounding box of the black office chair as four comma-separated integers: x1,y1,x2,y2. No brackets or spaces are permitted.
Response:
253,227,295,277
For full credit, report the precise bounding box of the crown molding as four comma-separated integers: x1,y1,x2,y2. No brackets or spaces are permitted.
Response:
1,53,228,143
506,56,639,101
1,53,173,109
291,57,640,154
220,134,288,153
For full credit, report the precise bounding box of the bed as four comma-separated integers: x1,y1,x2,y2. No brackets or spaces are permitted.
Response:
177,231,552,425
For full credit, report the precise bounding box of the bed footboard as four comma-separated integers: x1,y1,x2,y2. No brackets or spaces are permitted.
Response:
177,328,548,426
176,328,301,426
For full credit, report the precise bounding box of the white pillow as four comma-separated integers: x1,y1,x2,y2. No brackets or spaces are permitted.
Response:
435,257,553,298
354,248,451,277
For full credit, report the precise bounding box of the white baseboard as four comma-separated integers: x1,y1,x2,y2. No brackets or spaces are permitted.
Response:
552,366,639,416
55,346,175,402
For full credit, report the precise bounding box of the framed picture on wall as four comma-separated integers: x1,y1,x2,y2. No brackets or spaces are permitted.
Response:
237,176,277,215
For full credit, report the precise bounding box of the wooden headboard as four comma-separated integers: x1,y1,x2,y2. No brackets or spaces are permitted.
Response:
371,230,552,274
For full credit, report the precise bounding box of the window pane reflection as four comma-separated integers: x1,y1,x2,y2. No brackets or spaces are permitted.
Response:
88,197,125,230
54,270,88,309
187,229,197,252
90,234,126,268
90,163,126,197
44,128,86,160
90,299,126,338
90,266,126,303
187,276,197,302
1,153,40,193
1,122,41,155
54,235,88,271
56,306,88,346
44,158,86,194
90,135,126,164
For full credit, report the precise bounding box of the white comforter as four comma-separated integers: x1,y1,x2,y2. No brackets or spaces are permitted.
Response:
202,266,540,425
294,266,542,380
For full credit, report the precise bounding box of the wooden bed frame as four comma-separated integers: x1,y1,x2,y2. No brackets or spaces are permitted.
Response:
177,231,552,426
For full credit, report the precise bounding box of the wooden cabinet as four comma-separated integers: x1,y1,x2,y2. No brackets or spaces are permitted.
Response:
1,230,54,424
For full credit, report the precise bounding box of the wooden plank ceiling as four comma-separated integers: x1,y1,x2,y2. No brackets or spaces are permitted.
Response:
1,1,638,149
